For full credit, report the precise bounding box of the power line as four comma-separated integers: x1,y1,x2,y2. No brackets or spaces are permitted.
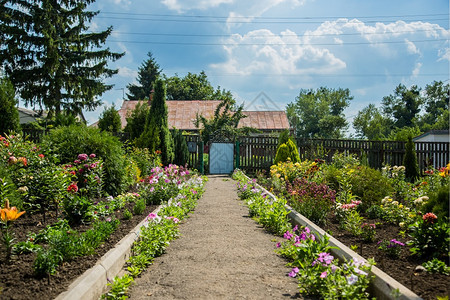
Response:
106,38,447,46
112,28,448,38
100,11,448,20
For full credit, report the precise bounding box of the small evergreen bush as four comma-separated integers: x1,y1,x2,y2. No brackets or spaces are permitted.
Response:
403,136,419,182
172,129,189,166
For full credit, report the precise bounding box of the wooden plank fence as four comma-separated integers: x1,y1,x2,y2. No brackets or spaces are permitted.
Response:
19,129,449,175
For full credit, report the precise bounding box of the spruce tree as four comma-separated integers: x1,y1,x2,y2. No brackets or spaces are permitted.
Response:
0,77,20,135
126,52,161,100
0,0,123,117
124,101,150,141
403,136,419,182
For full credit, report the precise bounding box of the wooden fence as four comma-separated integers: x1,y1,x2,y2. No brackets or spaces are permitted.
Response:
237,136,449,174
19,129,449,174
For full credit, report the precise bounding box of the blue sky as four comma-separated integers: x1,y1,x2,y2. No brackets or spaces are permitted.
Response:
84,0,449,135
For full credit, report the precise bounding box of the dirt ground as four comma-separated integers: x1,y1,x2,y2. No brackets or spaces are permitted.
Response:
128,175,304,300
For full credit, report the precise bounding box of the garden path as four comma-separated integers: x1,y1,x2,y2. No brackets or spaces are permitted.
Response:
128,175,303,299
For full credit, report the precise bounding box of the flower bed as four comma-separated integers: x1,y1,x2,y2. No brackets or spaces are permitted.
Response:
234,152,449,300
0,133,205,300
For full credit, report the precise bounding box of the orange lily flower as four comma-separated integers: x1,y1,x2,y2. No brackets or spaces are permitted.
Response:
0,206,26,223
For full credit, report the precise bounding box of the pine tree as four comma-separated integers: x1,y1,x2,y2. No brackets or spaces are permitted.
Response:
0,0,123,117
124,101,150,141
126,52,161,100
0,77,20,135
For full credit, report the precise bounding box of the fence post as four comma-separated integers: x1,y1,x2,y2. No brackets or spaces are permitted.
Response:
198,141,204,174
235,140,240,170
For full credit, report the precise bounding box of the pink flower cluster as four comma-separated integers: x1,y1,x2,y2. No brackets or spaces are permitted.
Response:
340,200,362,211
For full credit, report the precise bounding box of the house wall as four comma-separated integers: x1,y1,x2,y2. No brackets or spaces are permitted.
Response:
414,134,449,143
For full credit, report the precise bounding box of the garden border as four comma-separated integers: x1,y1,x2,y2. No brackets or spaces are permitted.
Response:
55,205,163,300
244,174,423,300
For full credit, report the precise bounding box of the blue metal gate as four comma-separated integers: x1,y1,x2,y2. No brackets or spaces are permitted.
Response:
209,142,234,174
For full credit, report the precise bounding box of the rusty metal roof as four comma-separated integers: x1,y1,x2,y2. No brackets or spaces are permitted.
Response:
117,100,289,131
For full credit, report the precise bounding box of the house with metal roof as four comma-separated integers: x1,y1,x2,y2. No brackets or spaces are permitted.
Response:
117,100,290,133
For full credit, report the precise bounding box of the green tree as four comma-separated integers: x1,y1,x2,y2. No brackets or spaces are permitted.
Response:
0,77,20,135
97,104,122,132
353,104,393,140
382,84,422,129
194,97,256,144
0,0,123,118
403,136,419,182
172,129,189,166
419,81,449,131
124,101,150,141
137,79,174,165
287,87,353,138
165,71,234,101
126,52,162,100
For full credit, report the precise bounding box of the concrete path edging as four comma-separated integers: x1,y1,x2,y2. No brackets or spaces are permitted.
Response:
245,175,423,300
55,205,163,300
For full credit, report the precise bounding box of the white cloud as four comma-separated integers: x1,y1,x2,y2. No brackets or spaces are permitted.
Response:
412,62,422,77
438,48,450,62
117,66,138,79
161,0,234,12
404,39,420,55
210,29,346,79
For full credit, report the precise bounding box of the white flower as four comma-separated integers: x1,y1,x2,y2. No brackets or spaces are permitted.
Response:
347,274,358,285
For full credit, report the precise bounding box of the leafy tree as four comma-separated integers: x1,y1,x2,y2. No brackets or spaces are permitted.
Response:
403,136,419,182
287,87,353,138
194,97,256,144
124,101,150,141
387,126,422,142
382,84,422,129
97,104,122,132
419,81,449,131
0,77,20,135
0,0,123,118
353,104,393,140
165,71,234,101
137,79,174,165
126,52,161,100
172,128,189,166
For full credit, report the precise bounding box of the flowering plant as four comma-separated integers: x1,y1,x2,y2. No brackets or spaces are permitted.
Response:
408,213,449,257
377,239,405,258
360,223,376,242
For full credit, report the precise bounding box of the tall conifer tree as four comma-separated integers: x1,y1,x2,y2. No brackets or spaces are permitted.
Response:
126,52,161,100
0,0,123,117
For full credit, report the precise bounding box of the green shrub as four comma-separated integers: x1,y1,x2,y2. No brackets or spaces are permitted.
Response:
403,136,419,182
0,77,20,135
274,143,289,165
172,129,189,166
122,209,132,220
133,197,146,215
423,183,449,219
42,125,127,196
62,195,93,225
349,166,393,211
127,146,161,178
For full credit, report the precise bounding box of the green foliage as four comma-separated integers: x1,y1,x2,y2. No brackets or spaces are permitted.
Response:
194,97,257,144
42,125,127,196
164,71,234,101
352,103,392,140
133,197,146,215
382,84,422,129
122,209,132,220
348,166,393,210
62,195,93,225
287,87,353,138
137,79,174,165
0,77,20,135
124,101,150,141
13,240,42,255
403,136,419,182
126,52,161,100
98,104,122,133
408,216,449,258
423,183,449,219
172,129,189,166
33,248,63,277
277,129,291,148
0,0,123,117
387,126,422,142
273,144,289,165
422,258,450,275
126,146,161,178
102,274,134,300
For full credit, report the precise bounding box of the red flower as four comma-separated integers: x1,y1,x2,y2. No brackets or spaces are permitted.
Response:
422,212,437,224
38,154,45,158
67,183,79,193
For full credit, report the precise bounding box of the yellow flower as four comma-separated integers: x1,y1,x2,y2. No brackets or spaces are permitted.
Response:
399,204,403,209
0,206,26,223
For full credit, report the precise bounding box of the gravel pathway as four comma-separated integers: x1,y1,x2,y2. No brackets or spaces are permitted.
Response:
128,175,303,299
